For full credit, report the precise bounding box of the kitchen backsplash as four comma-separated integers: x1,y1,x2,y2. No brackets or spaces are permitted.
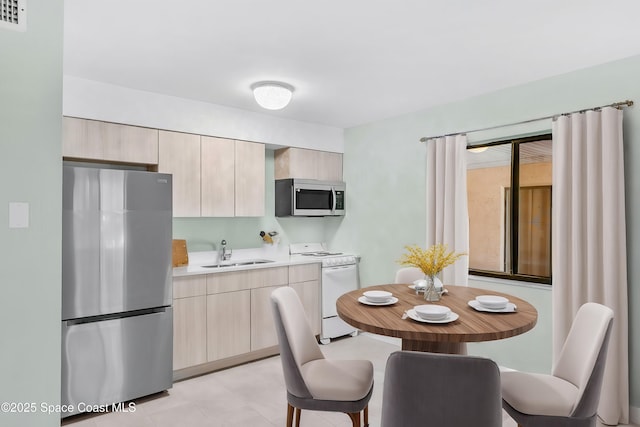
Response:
172,216,329,252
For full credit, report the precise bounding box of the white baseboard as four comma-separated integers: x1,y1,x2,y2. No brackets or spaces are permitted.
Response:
361,332,401,347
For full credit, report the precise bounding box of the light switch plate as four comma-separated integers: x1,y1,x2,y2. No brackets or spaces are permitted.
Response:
9,202,29,228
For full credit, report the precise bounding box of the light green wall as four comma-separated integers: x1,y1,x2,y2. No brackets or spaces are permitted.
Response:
0,1,63,426
334,54,640,408
173,150,343,251
466,279,552,374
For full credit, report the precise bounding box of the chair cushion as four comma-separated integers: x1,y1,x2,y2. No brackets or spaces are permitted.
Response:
301,359,374,401
501,370,579,417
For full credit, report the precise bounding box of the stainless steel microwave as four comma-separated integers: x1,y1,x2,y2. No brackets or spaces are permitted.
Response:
275,179,345,217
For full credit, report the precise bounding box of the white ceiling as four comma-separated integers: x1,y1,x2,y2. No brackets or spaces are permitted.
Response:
63,0,640,129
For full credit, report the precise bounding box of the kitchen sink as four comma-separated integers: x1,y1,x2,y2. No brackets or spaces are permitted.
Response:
201,259,275,268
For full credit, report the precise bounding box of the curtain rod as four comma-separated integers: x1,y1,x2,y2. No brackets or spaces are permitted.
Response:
419,99,634,143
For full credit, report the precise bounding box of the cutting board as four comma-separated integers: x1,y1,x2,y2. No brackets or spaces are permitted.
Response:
172,239,189,267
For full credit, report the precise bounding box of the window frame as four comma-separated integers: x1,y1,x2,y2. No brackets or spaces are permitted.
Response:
467,133,552,285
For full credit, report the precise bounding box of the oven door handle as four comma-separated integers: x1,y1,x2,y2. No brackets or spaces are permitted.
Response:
323,264,356,270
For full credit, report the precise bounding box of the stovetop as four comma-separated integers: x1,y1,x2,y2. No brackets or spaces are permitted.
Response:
289,243,357,266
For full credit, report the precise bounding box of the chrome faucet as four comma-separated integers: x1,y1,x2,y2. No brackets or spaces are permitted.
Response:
219,239,232,262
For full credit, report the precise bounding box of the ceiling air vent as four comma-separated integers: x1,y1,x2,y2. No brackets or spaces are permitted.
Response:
0,0,26,32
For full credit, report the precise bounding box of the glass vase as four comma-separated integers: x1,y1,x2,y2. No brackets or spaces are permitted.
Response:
424,274,441,302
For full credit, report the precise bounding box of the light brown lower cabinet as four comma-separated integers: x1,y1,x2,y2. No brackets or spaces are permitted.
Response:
172,275,207,370
172,263,321,376
250,285,287,351
207,291,251,361
173,296,207,370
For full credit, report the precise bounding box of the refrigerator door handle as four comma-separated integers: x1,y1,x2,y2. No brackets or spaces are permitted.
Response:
65,306,170,326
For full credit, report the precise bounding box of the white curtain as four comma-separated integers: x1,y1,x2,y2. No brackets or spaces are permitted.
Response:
425,134,469,286
552,107,629,424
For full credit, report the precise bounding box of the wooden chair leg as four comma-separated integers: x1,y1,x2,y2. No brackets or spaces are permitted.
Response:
286,404,294,427
363,405,369,427
295,407,301,427
346,412,361,427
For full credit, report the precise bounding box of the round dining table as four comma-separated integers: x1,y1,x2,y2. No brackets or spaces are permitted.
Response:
336,284,538,354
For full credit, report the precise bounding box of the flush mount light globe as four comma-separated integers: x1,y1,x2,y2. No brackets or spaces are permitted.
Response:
251,81,294,110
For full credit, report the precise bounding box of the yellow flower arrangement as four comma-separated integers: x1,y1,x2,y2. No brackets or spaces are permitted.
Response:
398,243,466,276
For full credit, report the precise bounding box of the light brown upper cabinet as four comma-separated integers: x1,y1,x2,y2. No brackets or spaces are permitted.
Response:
158,130,201,217
201,136,235,216
62,117,159,165
159,132,265,217
274,147,343,181
235,140,265,216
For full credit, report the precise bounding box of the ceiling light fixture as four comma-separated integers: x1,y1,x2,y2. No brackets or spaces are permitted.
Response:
251,81,294,110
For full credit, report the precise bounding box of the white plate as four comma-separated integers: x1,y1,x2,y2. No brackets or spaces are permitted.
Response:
406,309,459,323
358,296,399,306
468,300,517,313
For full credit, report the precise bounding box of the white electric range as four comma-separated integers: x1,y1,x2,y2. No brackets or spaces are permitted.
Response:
289,243,359,344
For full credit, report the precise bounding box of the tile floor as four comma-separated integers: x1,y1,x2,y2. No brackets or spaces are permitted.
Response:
62,333,634,427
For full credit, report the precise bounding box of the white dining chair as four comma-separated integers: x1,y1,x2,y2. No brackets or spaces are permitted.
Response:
501,302,614,427
271,286,374,427
394,267,424,284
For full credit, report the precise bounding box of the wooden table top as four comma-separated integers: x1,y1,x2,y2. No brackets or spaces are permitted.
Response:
336,284,538,344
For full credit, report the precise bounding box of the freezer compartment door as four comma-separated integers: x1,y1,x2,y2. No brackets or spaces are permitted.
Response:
61,307,173,417
62,167,172,319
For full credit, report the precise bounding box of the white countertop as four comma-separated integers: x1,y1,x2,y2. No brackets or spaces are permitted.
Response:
173,246,322,277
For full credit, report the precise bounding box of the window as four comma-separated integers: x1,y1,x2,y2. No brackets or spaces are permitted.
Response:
467,134,552,284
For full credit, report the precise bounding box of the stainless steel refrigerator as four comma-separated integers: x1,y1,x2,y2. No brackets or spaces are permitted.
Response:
61,166,173,417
